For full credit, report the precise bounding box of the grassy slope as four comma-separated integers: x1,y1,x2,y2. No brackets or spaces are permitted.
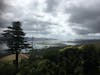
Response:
0,54,29,63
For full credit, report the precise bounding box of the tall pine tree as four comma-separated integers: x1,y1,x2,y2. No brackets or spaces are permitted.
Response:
2,21,28,74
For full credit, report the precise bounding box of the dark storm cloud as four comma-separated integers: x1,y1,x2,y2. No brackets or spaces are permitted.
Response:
66,0,100,35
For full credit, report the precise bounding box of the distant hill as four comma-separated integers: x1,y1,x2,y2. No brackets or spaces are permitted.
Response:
25,37,57,41
67,39,100,45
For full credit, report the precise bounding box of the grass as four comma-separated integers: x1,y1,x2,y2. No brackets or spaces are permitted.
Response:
0,54,29,63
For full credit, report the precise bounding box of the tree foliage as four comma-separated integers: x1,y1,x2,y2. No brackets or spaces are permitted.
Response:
2,21,26,53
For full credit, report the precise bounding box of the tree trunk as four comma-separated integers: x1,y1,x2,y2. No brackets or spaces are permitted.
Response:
15,50,19,74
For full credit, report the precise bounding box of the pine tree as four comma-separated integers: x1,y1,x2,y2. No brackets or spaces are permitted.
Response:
2,21,27,74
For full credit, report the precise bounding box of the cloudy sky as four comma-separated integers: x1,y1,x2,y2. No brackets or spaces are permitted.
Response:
0,0,100,40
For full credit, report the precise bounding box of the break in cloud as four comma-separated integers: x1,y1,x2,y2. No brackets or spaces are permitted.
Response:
0,0,100,40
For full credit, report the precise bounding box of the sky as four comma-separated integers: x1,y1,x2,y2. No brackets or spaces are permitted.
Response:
0,0,100,40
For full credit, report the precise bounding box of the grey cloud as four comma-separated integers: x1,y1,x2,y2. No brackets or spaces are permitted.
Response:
0,0,58,37
72,28,91,35
66,0,100,35
0,0,5,28
0,0,11,35
0,0,13,29
45,0,59,12
22,18,58,36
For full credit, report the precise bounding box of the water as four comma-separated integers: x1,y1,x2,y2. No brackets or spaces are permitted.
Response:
28,40,78,49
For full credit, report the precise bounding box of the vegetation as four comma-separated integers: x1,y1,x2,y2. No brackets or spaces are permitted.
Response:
0,44,100,75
